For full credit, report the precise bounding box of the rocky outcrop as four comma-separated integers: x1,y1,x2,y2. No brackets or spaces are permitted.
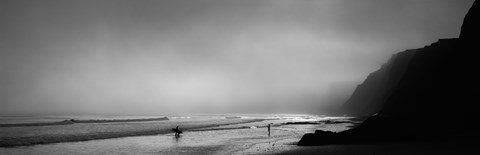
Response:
300,1,479,145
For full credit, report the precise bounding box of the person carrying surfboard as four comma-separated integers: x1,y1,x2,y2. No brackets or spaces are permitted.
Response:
172,126,183,136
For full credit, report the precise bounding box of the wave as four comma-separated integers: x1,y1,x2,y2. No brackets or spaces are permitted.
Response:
0,117,169,127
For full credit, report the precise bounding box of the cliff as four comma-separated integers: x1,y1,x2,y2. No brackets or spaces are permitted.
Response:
340,49,416,116
300,0,479,145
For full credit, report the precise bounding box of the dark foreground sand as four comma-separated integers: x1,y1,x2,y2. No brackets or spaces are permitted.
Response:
273,141,478,155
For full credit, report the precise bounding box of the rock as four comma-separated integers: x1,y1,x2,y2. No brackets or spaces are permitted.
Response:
298,131,338,146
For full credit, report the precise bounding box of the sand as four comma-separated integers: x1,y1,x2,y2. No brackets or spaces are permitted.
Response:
0,121,331,154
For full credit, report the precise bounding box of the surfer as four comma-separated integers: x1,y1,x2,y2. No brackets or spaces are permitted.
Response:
172,126,183,136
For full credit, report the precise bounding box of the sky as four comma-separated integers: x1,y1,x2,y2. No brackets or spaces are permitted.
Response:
0,0,474,115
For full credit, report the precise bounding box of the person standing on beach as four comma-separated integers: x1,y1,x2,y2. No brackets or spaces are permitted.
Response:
267,124,271,136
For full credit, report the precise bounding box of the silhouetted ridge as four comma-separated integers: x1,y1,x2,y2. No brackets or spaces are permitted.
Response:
340,49,416,116
460,0,479,42
300,1,479,145
378,39,459,120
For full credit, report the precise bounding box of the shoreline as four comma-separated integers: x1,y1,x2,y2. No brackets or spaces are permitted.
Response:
0,118,265,147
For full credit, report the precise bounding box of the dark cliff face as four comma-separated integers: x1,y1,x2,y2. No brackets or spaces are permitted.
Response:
376,1,479,127
460,0,479,43
341,38,460,119
300,1,479,145
378,39,459,118
342,37,461,132
340,49,415,116
341,0,479,123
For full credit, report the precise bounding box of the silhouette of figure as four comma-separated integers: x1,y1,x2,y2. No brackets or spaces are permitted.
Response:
268,124,271,136
172,126,183,136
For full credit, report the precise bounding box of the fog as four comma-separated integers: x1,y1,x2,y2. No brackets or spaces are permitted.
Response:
0,0,473,115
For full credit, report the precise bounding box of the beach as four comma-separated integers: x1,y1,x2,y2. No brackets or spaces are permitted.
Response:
0,114,354,154
2,115,475,155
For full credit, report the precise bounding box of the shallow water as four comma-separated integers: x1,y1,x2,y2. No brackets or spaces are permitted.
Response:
0,114,353,154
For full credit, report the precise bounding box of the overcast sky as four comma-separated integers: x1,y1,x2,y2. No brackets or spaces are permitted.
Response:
0,0,474,115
